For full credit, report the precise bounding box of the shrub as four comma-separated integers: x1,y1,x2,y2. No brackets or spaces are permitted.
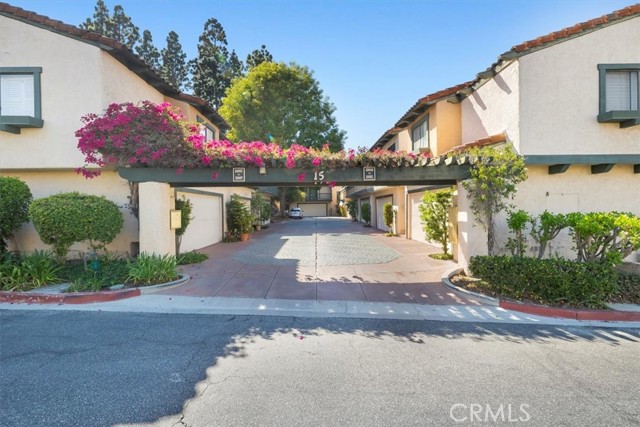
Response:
29,192,124,258
567,212,640,265
177,251,208,265
360,203,371,226
346,200,358,221
63,256,130,292
469,256,617,308
615,272,640,304
419,188,453,255
529,211,567,259
505,210,531,257
339,205,347,217
260,199,272,223
126,253,178,285
174,196,193,255
0,177,33,254
227,194,254,234
0,250,61,291
383,202,394,234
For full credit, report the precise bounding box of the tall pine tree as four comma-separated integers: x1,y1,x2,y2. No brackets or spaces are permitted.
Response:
136,30,161,70
226,50,245,82
79,0,110,35
191,18,230,109
161,31,188,91
109,5,140,50
246,45,273,69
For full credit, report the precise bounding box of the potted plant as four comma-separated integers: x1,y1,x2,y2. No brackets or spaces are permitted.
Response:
237,210,255,241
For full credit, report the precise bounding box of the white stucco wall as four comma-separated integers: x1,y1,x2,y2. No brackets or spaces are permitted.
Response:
461,61,520,148
519,16,640,155
0,16,164,169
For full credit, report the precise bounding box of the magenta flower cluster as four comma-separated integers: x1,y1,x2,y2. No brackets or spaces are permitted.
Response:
76,101,432,179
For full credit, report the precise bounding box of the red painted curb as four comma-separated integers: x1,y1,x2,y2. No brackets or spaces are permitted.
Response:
0,288,141,305
499,300,640,321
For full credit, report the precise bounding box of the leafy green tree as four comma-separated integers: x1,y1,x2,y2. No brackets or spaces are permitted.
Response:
529,211,567,259
29,192,123,258
191,18,229,109
161,31,188,90
346,200,358,221
227,50,245,82
220,62,346,151
0,177,33,254
79,0,110,35
360,203,371,226
419,188,454,256
383,202,395,234
246,44,273,69
174,197,193,255
136,29,161,70
461,145,527,255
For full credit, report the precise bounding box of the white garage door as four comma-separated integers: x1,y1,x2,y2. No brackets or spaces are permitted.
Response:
376,197,393,232
409,192,428,244
177,191,223,252
297,203,327,217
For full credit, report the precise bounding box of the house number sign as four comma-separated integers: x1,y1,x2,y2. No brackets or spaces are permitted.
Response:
233,167,246,182
313,170,325,184
363,167,376,181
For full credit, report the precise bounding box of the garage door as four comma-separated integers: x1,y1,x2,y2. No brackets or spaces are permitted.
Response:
177,191,223,252
297,203,327,217
409,192,428,244
376,196,392,232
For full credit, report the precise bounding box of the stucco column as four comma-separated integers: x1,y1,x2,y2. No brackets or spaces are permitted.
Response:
139,182,175,256
456,182,487,270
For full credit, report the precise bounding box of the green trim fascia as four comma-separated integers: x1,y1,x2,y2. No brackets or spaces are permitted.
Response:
597,110,640,123
0,124,20,134
175,187,224,198
0,67,43,120
118,165,469,187
525,155,640,165
0,116,44,127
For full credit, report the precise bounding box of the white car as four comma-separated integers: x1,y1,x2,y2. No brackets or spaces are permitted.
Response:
289,208,303,219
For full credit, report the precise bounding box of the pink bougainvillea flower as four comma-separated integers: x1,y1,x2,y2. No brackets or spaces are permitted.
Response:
297,173,305,182
312,157,322,167
176,167,183,175
329,181,337,188
212,171,218,179
286,156,296,169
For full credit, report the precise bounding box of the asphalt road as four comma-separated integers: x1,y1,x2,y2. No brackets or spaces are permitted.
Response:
1,310,639,427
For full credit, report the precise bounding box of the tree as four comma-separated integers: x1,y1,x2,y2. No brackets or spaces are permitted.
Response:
227,50,245,82
529,211,567,259
80,1,140,50
461,145,527,255
360,203,371,226
383,202,395,235
109,5,140,50
161,31,189,90
0,177,33,253
220,62,346,151
419,188,454,256
79,0,110,35
505,209,531,257
136,29,161,70
346,200,358,222
246,44,273,69
191,18,230,109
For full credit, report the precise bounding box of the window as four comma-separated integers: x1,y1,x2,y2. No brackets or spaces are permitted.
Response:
197,116,216,141
0,67,43,134
387,143,396,152
411,117,429,152
598,64,640,128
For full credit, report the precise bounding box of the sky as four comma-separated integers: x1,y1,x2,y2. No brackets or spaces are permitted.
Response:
6,0,636,150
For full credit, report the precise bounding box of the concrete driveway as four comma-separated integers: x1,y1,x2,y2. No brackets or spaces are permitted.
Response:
166,217,477,305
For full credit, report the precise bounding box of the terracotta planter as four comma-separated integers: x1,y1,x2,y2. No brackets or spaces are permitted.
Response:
239,233,250,242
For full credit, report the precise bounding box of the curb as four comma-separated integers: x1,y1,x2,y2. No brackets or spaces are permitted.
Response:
0,288,140,305
442,269,640,322
0,274,190,305
441,268,499,306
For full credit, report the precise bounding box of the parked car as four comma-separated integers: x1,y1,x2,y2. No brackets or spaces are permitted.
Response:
289,208,303,219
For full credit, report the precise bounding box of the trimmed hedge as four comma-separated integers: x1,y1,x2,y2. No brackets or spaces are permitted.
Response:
0,176,33,253
469,256,617,309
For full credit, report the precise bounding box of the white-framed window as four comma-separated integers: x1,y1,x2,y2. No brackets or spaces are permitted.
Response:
598,64,640,128
0,67,43,134
411,117,428,152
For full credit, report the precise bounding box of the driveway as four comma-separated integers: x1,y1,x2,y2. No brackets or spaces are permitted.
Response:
166,217,478,305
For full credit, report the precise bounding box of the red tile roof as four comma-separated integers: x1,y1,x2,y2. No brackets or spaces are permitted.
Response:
0,2,229,130
442,132,508,156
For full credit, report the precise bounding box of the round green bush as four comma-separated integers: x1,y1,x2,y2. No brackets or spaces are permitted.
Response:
29,192,124,258
0,176,33,253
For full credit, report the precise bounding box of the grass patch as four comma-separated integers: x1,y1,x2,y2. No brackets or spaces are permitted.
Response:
429,253,453,261
177,251,208,265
